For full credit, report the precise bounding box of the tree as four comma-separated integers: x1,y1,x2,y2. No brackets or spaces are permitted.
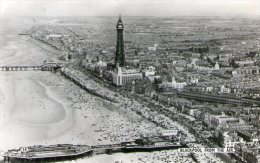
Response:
135,77,153,95
154,77,163,85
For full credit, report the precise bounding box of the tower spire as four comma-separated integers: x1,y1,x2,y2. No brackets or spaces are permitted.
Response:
115,14,125,67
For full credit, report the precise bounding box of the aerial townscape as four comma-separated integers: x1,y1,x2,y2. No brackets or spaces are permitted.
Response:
1,1,260,163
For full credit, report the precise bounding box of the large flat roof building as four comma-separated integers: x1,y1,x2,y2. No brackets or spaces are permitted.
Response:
111,66,143,86
209,114,241,128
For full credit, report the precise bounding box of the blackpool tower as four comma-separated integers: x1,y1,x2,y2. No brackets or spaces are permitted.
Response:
115,14,125,67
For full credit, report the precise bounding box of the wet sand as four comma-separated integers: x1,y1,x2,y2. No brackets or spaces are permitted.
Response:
0,71,72,149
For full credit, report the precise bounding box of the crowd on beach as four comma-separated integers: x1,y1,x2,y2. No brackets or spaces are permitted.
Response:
63,79,161,144
56,67,224,162
61,150,196,163
61,67,194,140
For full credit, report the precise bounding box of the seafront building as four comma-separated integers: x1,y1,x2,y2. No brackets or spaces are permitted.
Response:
161,77,187,90
143,66,160,83
112,66,143,86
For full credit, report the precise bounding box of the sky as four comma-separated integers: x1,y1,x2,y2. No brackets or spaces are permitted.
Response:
0,0,260,17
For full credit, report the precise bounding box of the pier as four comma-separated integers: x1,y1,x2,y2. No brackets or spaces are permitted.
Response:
0,64,60,72
3,145,93,163
0,66,42,71
2,137,187,163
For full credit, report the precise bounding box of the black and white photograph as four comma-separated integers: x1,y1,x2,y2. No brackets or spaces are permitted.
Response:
0,0,260,162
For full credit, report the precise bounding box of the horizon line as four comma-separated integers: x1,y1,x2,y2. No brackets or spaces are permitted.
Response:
16,14,260,18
